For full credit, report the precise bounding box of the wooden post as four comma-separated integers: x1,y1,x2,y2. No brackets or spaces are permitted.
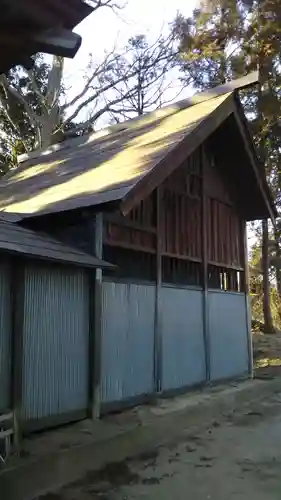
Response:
201,147,211,382
11,259,25,448
89,212,103,419
242,221,253,377
154,187,162,393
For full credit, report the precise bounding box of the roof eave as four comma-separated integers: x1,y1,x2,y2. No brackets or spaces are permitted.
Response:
232,95,277,223
1,247,116,271
0,219,116,270
30,29,82,59
0,0,94,72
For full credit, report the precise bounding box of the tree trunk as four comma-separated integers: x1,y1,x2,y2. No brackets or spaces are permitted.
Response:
219,7,227,85
273,229,281,325
275,237,281,298
262,218,274,333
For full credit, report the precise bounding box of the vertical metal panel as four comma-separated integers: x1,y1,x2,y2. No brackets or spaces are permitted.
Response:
209,291,249,381
22,265,89,421
101,282,155,404
161,287,206,391
92,212,103,419
245,294,253,375
0,260,12,411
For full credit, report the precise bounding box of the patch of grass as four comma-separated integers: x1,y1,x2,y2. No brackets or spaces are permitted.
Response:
255,357,281,369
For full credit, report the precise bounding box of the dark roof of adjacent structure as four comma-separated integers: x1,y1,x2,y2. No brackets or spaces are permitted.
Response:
0,0,93,72
0,71,276,222
0,217,114,269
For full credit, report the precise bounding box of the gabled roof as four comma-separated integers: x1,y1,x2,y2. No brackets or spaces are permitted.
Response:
0,72,276,222
0,0,93,72
0,218,114,270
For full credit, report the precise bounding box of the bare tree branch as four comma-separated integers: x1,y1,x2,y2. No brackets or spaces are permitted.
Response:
61,49,121,111
88,0,124,11
0,25,182,155
63,32,179,123
99,33,181,121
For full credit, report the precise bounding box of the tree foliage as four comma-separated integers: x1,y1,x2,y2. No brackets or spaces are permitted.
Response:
0,55,54,168
175,0,281,193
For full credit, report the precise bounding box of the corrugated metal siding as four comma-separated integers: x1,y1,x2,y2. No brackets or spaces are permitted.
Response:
101,282,155,404
161,287,206,391
0,260,12,411
22,265,89,421
209,291,249,381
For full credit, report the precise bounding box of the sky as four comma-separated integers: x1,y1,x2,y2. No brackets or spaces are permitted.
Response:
63,0,198,102
70,0,197,66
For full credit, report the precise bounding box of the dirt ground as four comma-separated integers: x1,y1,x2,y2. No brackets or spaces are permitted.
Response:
35,333,281,500
38,391,281,500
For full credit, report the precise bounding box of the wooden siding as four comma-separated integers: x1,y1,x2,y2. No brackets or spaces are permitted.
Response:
204,151,232,205
206,199,242,269
161,152,202,262
104,151,202,262
104,196,156,255
103,146,244,288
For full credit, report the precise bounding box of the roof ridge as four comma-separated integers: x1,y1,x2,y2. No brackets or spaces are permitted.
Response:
17,71,258,166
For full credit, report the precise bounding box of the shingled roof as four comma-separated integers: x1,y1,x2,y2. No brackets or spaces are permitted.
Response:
0,218,114,269
0,72,276,222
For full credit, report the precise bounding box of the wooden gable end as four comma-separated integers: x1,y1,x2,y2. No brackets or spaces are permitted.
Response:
103,143,245,292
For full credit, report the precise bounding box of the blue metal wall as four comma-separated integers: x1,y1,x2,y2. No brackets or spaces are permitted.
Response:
100,282,249,409
0,260,12,411
208,291,249,381
161,287,206,391
22,265,89,422
101,282,155,404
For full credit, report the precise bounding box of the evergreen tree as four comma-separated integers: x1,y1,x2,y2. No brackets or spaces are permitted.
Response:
174,0,281,331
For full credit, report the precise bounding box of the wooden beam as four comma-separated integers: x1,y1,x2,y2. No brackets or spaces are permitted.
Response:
31,29,82,58
5,0,93,31
202,147,211,382
88,213,103,420
93,213,103,419
154,187,163,393
103,240,156,254
0,28,82,58
10,258,25,449
104,213,156,234
208,261,244,272
162,252,202,264
242,221,253,377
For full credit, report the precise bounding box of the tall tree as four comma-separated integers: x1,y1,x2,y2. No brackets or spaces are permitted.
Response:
174,0,281,331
